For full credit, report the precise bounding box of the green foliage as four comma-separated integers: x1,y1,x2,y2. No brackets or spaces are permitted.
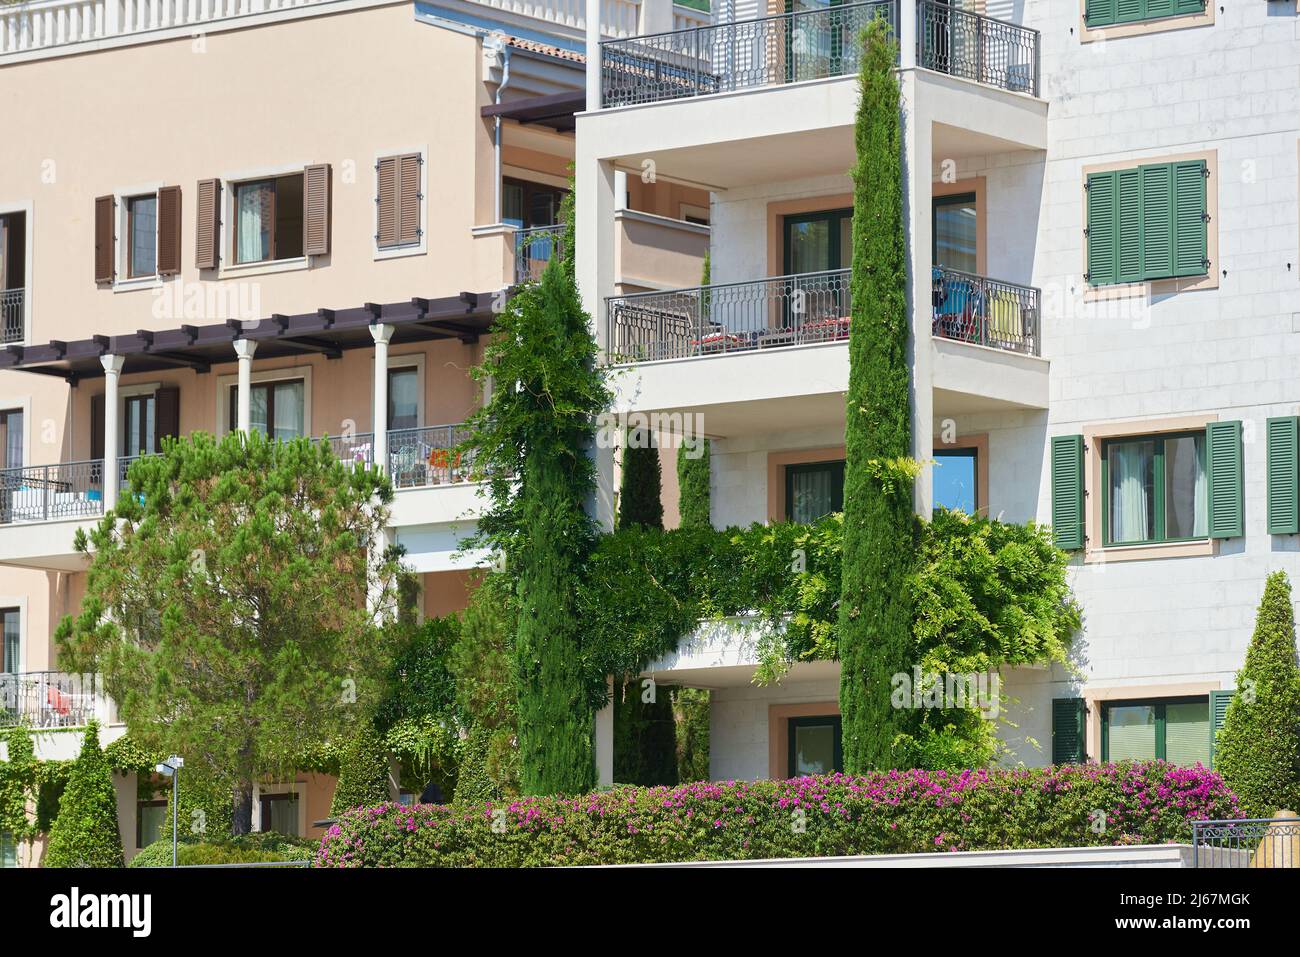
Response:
317,762,1241,867
129,831,314,868
35,761,72,834
1215,570,1300,818
452,725,518,807
463,187,609,796
613,677,678,786
330,721,391,817
672,687,711,783
618,431,664,531
165,768,234,843
55,431,403,833
676,439,712,530
0,725,38,849
43,721,123,868
839,20,915,772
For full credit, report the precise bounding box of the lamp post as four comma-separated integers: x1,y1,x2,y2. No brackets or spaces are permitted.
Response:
154,756,184,867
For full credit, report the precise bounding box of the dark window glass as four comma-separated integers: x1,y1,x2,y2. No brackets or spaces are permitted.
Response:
933,192,978,274
388,367,420,431
128,195,157,278
785,460,845,523
787,715,842,776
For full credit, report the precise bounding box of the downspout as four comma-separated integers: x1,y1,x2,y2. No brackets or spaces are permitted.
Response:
493,43,513,225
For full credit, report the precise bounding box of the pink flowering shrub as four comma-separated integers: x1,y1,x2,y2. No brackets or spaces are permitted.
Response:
315,761,1240,867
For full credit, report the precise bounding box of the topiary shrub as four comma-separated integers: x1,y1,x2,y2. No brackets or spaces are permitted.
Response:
316,762,1241,867
676,440,711,530
613,677,678,787
1215,570,1300,818
672,687,710,783
129,831,314,868
43,721,124,868
618,430,664,531
330,722,391,818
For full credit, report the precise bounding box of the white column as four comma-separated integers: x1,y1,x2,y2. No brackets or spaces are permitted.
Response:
901,71,934,519
100,354,124,508
594,676,614,787
371,323,395,474
899,0,918,71
233,338,258,434
585,0,601,111
638,0,674,35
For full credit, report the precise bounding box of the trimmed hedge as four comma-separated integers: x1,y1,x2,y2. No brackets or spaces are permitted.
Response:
315,762,1240,867
130,832,315,868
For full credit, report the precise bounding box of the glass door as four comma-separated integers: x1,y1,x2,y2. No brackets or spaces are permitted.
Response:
785,0,846,84
788,715,843,776
783,209,852,334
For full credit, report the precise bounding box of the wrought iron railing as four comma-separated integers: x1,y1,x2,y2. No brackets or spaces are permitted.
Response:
601,1,897,107
387,424,474,490
1,288,23,343
1192,817,1300,868
931,266,1039,356
0,459,104,525
321,432,375,469
0,671,111,729
514,225,565,285
917,0,1038,96
607,268,851,363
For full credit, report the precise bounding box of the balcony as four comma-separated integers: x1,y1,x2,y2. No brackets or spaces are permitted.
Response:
930,266,1039,356
1,288,23,343
599,0,1038,108
0,459,103,526
514,225,566,285
0,671,115,729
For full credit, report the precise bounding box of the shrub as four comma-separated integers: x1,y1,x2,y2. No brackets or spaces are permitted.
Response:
618,430,664,531
676,439,711,530
330,722,391,818
613,677,677,787
316,762,1240,867
43,721,124,868
1215,570,1300,817
130,831,314,868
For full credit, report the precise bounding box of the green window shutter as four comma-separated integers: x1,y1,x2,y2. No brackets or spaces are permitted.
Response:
1138,163,1174,280
1116,168,1142,284
1051,434,1086,550
1115,0,1143,23
1172,159,1208,277
1174,0,1205,13
1206,420,1243,539
1052,698,1087,764
1266,416,1299,535
1145,0,1175,18
1086,172,1117,286
1208,689,1233,767
1085,0,1117,27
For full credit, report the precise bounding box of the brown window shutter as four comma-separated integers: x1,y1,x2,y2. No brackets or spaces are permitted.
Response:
376,156,399,248
90,393,105,460
303,163,331,257
398,153,422,246
195,178,221,270
94,195,115,283
157,185,182,276
154,386,180,446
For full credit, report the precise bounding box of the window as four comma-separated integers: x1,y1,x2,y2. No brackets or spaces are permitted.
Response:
259,793,300,836
1102,697,1210,767
680,203,710,226
1085,0,1205,29
934,447,977,514
0,831,14,868
233,174,304,264
788,715,842,775
123,394,156,458
0,211,26,342
1102,431,1206,545
1086,159,1207,286
228,379,305,441
0,409,22,469
783,208,852,275
126,195,157,278
502,178,566,230
785,460,844,523
388,366,420,432
933,193,978,274
2,608,18,673
137,799,167,848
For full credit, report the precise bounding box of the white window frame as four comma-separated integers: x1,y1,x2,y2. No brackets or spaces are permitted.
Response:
251,781,307,837
0,200,34,345
118,381,163,456
0,395,31,473
220,162,312,278
215,364,313,438
0,598,28,675
372,145,428,261
379,352,426,433
112,181,163,293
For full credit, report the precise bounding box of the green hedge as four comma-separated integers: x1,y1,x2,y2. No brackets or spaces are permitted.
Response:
316,762,1239,867
129,832,315,868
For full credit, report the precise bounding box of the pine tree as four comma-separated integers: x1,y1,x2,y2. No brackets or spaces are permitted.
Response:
618,429,664,530
1215,570,1300,817
838,19,919,772
676,439,711,530
44,721,123,868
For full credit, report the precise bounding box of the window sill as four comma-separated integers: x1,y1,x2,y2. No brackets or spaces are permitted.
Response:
374,241,426,262
220,257,309,279
1084,539,1215,564
1079,5,1213,44
1084,272,1216,302
112,276,162,294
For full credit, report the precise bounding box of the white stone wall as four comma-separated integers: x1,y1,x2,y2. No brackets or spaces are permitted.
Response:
710,675,839,780
711,423,844,527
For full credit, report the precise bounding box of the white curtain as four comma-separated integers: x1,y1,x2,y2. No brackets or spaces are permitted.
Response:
274,382,305,441
236,184,271,264
1193,435,1208,537
1110,442,1151,543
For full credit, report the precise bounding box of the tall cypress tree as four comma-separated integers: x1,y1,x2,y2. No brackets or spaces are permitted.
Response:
676,439,711,529
464,187,610,796
618,429,663,530
838,20,918,772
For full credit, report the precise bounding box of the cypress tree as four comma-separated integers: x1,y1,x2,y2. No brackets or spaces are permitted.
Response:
838,20,918,772
329,721,391,817
613,677,679,786
1215,570,1300,817
44,721,123,868
676,440,711,529
618,429,664,530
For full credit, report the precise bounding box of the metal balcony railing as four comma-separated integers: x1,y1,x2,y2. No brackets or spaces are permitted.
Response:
0,671,112,729
0,459,104,525
917,0,1039,96
1192,817,1300,868
387,424,474,490
601,1,897,107
607,268,852,363
514,225,565,285
931,266,1039,356
321,432,375,469
1,289,23,343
